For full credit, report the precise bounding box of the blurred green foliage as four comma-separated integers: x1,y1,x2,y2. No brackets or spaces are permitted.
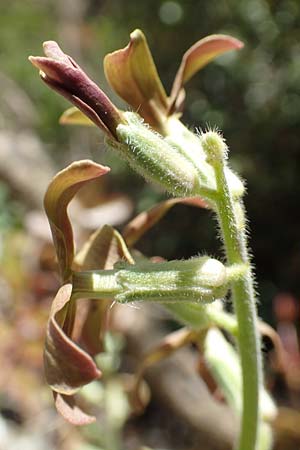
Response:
1,0,300,318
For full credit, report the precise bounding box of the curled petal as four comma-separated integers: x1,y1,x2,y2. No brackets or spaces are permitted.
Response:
169,34,244,113
29,41,124,138
44,160,110,281
258,321,286,373
104,29,168,131
123,196,208,247
76,224,134,270
44,284,101,395
54,392,96,426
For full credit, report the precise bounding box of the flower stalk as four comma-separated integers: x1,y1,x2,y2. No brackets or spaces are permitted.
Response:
201,131,262,450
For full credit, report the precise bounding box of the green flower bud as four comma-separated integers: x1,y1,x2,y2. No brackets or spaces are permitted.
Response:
113,112,202,197
200,130,228,163
72,256,228,304
115,256,227,303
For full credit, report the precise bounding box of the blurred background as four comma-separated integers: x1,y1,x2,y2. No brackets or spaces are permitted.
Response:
1,1,300,449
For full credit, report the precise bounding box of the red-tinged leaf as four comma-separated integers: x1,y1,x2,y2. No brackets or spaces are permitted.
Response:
54,392,96,425
169,34,244,113
104,29,168,130
44,284,101,395
44,160,110,281
123,197,208,247
74,225,134,355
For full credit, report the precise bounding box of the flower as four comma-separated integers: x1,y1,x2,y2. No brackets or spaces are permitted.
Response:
30,31,243,137
30,32,244,200
29,41,125,139
41,159,208,425
104,29,243,133
42,159,133,425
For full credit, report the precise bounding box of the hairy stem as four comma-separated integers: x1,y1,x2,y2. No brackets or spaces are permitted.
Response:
213,159,262,450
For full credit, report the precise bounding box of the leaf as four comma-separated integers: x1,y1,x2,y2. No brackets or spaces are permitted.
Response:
54,392,96,425
60,107,95,126
44,160,110,281
123,197,207,247
104,29,168,130
75,225,134,355
169,34,244,113
44,284,101,395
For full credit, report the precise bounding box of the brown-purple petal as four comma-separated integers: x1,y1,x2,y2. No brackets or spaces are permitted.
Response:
44,284,101,395
169,34,244,114
44,160,110,281
54,392,96,426
29,42,125,138
123,197,208,247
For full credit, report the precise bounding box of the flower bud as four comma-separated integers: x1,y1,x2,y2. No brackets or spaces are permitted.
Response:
200,130,228,162
72,256,228,304
115,256,228,303
114,112,201,197
29,41,125,139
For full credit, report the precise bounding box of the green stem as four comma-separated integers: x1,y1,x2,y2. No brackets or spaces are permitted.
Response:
213,160,262,450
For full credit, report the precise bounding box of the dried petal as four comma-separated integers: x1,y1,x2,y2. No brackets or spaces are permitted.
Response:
44,160,110,281
123,196,207,247
76,224,134,269
169,34,244,113
44,284,101,395
54,392,96,425
258,321,286,373
104,29,168,131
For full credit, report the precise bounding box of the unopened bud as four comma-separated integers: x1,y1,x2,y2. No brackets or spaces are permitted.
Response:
73,257,228,304
200,130,228,163
114,112,200,197
115,256,228,303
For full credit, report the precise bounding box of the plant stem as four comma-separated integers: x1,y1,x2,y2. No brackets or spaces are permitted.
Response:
213,160,262,450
